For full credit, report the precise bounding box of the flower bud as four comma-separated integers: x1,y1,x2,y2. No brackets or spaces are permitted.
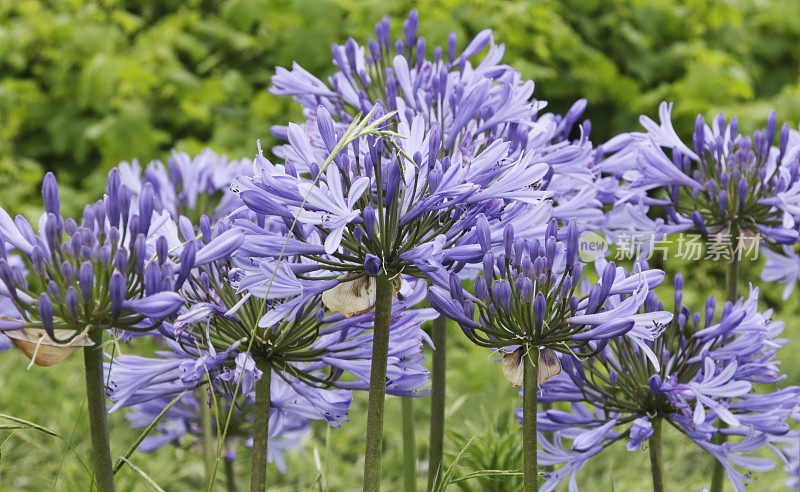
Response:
47,280,60,301
364,254,381,277
133,234,147,274
138,183,155,235
476,214,491,253
94,200,106,230
109,271,125,319
503,224,514,258
482,251,494,285
492,279,511,315
691,211,708,236
199,215,212,244
65,286,80,318
38,292,54,338
65,217,78,236
363,206,376,240
533,291,546,335
78,261,94,305
42,172,60,217
176,240,197,290
519,277,534,303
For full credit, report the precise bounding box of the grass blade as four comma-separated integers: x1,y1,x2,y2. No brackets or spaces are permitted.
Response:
118,457,166,492
113,391,186,474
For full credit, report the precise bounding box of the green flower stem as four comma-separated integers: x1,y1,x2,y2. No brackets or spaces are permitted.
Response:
427,315,447,491
225,457,237,492
363,272,394,491
522,345,540,492
650,418,664,492
84,329,115,491
402,397,417,492
201,389,215,485
250,360,272,491
710,225,740,492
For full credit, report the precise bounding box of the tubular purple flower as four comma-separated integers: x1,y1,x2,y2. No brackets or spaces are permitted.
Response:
193,228,245,267
122,292,183,319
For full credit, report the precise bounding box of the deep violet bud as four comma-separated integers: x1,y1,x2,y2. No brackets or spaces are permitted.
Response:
42,172,60,217
118,185,131,225
363,206,375,240
598,262,616,301
447,32,457,63
476,214,491,253
475,275,489,301
199,215,212,243
738,177,748,211
364,254,381,277
78,261,94,305
38,293,54,338
94,200,106,230
176,240,197,290
492,279,511,314
99,245,111,268
113,248,128,273
482,251,495,283
156,236,168,265
504,224,514,258
691,211,708,236
565,220,578,265
64,218,78,236
403,8,418,49
520,277,534,303
138,183,155,234
83,205,96,230
316,106,338,154
65,286,80,318
449,271,465,302
133,234,146,274
45,213,59,251
533,292,546,335
60,261,73,284
144,261,161,296
545,218,558,241
109,271,125,319
718,189,727,218
47,280,60,301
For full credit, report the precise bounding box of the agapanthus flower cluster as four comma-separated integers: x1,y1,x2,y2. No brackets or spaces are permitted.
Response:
0,171,188,365
601,102,800,245
427,219,670,363
118,148,251,223
534,265,799,491
269,9,608,241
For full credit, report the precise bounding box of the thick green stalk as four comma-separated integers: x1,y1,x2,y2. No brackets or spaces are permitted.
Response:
522,346,539,492
710,226,740,492
84,329,115,491
363,273,394,491
250,360,272,491
402,397,417,492
427,316,447,491
225,458,237,492
649,418,664,492
201,389,214,485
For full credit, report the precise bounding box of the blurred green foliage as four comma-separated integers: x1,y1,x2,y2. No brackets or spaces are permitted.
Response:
3,0,800,217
